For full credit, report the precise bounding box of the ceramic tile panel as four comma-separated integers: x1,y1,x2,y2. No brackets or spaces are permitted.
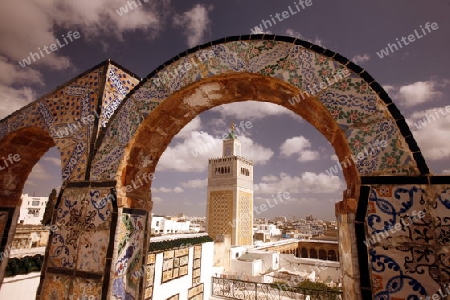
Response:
40,273,72,300
369,246,441,299
71,277,102,300
367,185,432,246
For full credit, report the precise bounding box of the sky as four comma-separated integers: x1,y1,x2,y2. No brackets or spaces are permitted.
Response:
1,0,449,220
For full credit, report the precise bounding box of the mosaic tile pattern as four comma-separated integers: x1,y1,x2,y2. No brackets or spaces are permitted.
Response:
91,39,420,180
49,187,114,271
367,184,450,298
188,283,204,300
0,61,138,182
40,273,72,300
111,209,147,300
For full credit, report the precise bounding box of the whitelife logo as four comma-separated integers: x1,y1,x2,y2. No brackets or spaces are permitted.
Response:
18,31,81,68
376,22,438,58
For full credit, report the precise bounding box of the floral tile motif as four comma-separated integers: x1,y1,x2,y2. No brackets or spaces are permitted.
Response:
367,185,432,245
51,187,114,271
40,273,71,300
435,187,450,246
369,246,441,299
77,229,110,273
71,277,102,300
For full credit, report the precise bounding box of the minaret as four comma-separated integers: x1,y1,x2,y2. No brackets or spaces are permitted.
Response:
206,122,254,246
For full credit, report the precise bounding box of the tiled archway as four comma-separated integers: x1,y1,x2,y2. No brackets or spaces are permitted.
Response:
0,35,448,300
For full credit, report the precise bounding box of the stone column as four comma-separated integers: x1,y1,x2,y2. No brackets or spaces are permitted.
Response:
336,197,361,300
0,198,21,287
36,184,119,300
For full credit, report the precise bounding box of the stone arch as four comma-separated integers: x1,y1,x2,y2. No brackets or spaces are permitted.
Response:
310,249,318,259
0,35,444,300
91,35,429,300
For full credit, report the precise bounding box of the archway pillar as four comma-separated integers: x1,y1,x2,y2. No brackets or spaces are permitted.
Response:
0,196,21,287
336,197,361,300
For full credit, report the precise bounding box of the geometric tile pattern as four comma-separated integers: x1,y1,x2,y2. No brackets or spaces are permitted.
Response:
237,191,253,246
207,191,233,239
92,38,421,181
162,248,189,283
0,61,139,182
367,184,450,298
192,245,201,285
188,283,204,300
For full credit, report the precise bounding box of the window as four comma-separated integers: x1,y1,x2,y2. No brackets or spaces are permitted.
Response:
32,200,40,206
156,221,160,226
241,167,250,176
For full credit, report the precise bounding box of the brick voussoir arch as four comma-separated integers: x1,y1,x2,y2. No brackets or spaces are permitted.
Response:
92,34,428,184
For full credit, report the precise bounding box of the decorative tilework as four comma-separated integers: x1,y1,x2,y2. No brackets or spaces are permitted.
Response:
207,191,233,239
366,184,450,297
238,191,253,245
192,245,202,285
92,39,421,181
188,283,204,300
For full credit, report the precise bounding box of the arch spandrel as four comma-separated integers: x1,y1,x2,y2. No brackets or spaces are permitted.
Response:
91,36,424,181
0,61,139,183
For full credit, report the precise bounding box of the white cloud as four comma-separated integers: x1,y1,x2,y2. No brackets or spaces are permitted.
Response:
181,178,207,189
407,107,450,161
351,54,370,64
212,101,296,121
261,175,278,183
285,29,323,46
443,169,450,174
280,136,320,162
385,80,443,107
27,163,52,180
43,157,61,166
152,196,163,204
153,186,184,193
254,172,341,194
172,4,213,48
330,154,338,161
156,129,274,172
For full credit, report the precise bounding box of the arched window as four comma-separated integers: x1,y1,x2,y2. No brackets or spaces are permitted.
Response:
319,249,327,260
310,249,317,259
301,248,308,258
328,250,337,261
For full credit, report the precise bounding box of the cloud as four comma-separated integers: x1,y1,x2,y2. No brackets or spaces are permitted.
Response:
443,169,450,174
181,178,207,189
43,157,61,166
254,172,341,194
172,4,213,48
385,80,443,107
153,186,184,193
330,154,338,161
351,54,370,64
406,106,450,161
152,196,163,204
157,129,274,172
261,175,278,183
280,136,320,162
212,101,296,120
285,29,324,46
27,163,52,180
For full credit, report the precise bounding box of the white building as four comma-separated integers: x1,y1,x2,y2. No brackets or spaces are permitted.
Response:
18,194,48,225
146,236,214,299
151,216,191,234
254,224,282,236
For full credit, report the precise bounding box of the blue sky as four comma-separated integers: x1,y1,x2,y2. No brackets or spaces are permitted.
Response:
1,0,449,219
